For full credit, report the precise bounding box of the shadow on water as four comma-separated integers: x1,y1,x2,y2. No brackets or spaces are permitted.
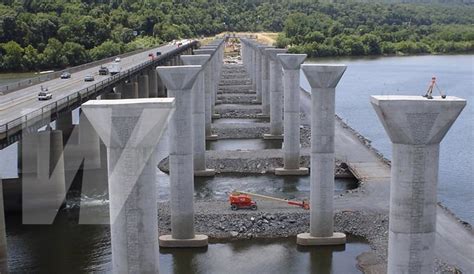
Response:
159,236,369,274
206,138,282,150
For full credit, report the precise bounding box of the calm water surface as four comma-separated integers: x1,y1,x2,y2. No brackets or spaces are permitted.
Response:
302,54,473,223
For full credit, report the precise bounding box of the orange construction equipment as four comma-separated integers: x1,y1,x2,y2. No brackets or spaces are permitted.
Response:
229,191,309,210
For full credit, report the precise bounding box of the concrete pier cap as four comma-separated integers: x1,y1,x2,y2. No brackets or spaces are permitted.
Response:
370,95,466,145
277,54,307,70
156,65,202,91
370,95,466,274
301,64,347,89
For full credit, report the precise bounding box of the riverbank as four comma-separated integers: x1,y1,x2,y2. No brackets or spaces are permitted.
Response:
154,62,473,273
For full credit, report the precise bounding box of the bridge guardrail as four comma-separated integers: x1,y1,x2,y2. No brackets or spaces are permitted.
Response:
0,42,178,94
0,41,198,144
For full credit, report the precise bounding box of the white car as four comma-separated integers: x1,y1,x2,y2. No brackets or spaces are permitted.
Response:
38,91,52,100
114,57,121,62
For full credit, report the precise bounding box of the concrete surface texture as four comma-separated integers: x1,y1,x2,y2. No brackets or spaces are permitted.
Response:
22,129,66,225
370,95,467,274
180,55,215,176
301,64,347,241
81,98,175,273
156,65,208,247
138,74,149,98
264,48,287,139
275,54,308,175
0,180,7,274
258,45,273,116
78,113,101,169
148,69,158,98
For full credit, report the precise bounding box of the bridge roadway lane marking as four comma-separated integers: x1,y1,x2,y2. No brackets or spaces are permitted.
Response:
0,44,179,123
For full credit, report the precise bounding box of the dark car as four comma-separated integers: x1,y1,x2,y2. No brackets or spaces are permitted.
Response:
156,51,162,56
60,72,71,79
84,75,95,82
99,66,109,75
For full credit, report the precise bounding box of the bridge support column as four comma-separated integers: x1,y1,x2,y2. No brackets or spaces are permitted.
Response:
56,113,73,143
82,98,174,273
22,128,66,224
181,55,215,177
79,113,101,169
122,81,138,99
275,54,308,176
148,69,158,98
263,48,287,140
114,82,124,95
138,74,149,98
254,44,262,103
194,48,221,124
370,95,466,274
157,65,208,248
258,46,272,118
0,179,8,274
297,64,347,246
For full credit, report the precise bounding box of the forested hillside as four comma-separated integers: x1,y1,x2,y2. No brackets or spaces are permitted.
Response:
0,0,473,71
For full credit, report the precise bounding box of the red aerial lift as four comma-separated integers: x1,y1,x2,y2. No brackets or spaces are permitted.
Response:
228,191,309,211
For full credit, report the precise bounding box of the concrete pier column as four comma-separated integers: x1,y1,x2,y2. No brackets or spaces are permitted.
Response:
370,96,466,274
0,179,8,273
79,113,101,169
82,98,175,273
138,74,149,98
55,112,73,143
22,128,66,224
103,92,121,99
263,48,287,140
114,82,125,95
148,69,158,98
194,48,220,123
297,64,347,245
157,65,209,247
275,54,308,176
157,70,166,97
181,55,215,177
254,45,262,103
258,46,273,117
122,81,138,99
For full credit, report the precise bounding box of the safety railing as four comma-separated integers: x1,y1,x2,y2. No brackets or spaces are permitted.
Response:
0,41,199,147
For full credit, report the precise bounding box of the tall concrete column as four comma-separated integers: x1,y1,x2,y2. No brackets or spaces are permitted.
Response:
0,179,8,273
254,46,262,103
275,54,308,176
157,65,208,247
148,69,158,98
263,48,287,140
82,98,175,273
122,81,138,99
297,64,347,246
157,71,166,97
78,113,101,169
138,74,149,98
22,128,66,224
181,55,215,177
114,82,125,95
258,46,273,117
194,48,221,124
371,96,466,274
56,112,73,143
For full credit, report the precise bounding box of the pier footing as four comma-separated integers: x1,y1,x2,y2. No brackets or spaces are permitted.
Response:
159,235,209,248
296,232,346,246
274,167,309,176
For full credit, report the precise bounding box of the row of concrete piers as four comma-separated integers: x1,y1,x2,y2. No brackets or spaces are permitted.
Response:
0,36,467,273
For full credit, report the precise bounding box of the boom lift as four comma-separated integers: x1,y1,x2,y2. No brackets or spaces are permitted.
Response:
229,191,309,210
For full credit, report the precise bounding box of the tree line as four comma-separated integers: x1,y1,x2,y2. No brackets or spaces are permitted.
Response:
0,0,473,71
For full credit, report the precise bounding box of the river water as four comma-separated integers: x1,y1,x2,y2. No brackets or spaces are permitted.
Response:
302,54,474,224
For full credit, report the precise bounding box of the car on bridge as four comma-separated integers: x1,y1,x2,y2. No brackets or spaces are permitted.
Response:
114,57,121,62
84,75,95,82
37,87,52,100
60,72,71,79
99,66,109,75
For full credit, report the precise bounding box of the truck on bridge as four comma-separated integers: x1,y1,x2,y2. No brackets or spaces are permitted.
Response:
109,62,121,75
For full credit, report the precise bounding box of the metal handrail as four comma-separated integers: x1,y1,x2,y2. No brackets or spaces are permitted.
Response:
0,41,198,137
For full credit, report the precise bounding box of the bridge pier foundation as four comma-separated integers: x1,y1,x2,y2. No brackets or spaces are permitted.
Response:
82,98,174,273
181,54,215,177
275,54,308,176
297,64,347,246
370,95,466,274
157,65,208,248
263,48,287,140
